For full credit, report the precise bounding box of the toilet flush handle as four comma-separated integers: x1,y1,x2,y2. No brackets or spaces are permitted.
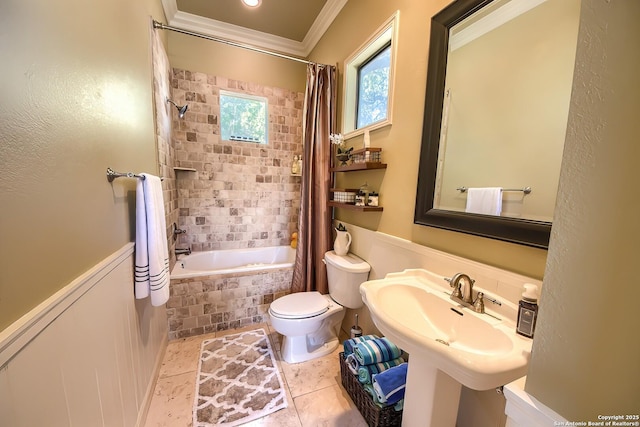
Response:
322,259,327,265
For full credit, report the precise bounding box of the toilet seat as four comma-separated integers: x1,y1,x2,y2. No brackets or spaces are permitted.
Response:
269,291,329,319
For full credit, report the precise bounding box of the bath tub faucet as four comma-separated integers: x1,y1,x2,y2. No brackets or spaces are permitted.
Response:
175,247,191,256
445,272,476,305
172,222,186,235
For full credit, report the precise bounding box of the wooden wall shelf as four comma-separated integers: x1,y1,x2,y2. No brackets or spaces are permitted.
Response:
330,162,387,172
328,201,383,212
329,148,386,212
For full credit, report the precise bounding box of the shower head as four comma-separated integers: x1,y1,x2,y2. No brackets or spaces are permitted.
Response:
166,98,188,119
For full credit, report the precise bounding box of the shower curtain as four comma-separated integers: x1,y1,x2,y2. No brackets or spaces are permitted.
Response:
291,63,337,294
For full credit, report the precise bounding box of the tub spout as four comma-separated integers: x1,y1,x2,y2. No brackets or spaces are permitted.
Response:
175,247,191,256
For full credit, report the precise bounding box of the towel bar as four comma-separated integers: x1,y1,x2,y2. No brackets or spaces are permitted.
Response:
106,168,145,182
457,186,532,194
107,168,164,182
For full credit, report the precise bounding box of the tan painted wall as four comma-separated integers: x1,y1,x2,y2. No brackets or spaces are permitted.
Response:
309,0,548,279
167,32,307,93
0,0,167,330
525,0,640,419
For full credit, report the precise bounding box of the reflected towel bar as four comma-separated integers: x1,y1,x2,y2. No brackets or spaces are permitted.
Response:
457,186,532,194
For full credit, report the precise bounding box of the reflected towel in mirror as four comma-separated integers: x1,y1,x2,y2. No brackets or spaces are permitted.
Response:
465,187,503,215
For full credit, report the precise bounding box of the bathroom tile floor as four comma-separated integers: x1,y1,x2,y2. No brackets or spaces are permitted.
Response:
144,323,368,427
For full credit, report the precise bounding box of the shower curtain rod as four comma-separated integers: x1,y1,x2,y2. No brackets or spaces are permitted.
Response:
152,20,319,66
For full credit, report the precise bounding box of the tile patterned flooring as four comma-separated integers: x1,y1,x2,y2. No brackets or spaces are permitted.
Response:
144,323,368,426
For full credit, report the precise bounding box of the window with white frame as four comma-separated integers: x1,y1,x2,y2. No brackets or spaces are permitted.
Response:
343,11,399,138
357,42,392,129
220,90,268,143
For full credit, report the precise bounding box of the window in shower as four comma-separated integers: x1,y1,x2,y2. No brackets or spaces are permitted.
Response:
220,90,268,143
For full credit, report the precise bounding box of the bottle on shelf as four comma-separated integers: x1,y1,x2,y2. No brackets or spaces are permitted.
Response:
355,182,370,206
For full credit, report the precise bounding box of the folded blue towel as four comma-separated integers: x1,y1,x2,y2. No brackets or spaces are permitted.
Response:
363,383,386,407
354,337,402,366
363,383,405,411
372,363,408,405
357,357,405,384
343,335,379,356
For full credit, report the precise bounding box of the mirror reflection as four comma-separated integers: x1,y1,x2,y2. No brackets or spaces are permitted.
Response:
434,0,580,221
414,0,581,248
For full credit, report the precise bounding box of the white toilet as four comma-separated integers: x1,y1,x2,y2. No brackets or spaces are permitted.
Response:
269,250,371,363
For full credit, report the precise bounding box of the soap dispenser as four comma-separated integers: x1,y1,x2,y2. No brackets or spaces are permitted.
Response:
516,284,539,338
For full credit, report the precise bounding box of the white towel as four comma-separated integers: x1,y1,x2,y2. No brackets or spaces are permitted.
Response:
465,187,503,215
135,174,170,306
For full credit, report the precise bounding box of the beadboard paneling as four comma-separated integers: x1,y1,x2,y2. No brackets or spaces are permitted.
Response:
0,244,167,426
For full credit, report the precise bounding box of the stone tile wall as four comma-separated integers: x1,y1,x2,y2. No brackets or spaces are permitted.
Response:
151,30,180,268
167,268,292,339
170,68,304,251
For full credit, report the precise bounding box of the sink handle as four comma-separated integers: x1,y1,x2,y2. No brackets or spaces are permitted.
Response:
473,292,485,313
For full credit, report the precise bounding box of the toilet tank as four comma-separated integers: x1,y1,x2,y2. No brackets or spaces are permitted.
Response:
324,251,371,309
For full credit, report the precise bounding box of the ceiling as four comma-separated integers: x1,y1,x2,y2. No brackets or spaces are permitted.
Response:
161,0,347,57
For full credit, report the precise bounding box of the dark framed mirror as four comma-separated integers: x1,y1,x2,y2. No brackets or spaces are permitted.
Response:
414,0,579,249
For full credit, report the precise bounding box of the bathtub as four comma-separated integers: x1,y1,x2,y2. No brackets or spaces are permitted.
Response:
168,245,296,339
171,245,296,279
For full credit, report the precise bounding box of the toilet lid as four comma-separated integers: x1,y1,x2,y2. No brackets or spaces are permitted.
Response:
324,251,371,273
270,291,329,319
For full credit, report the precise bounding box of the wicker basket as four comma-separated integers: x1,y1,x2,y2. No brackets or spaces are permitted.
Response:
339,352,403,427
333,190,357,204
351,147,382,164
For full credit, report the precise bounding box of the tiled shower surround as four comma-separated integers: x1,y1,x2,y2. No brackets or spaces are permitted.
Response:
170,68,304,252
167,268,292,339
165,68,303,337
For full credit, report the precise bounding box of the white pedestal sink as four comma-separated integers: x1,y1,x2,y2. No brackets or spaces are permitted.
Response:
360,269,532,427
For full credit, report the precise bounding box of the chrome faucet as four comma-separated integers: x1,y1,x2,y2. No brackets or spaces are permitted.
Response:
175,247,191,256
447,272,475,304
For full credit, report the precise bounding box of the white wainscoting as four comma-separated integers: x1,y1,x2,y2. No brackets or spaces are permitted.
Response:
0,243,167,427
504,377,567,427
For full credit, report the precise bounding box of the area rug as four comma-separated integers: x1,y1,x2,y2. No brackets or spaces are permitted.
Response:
193,328,288,426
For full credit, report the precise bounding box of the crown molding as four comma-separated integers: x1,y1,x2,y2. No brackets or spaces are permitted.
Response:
170,10,308,56
161,0,178,21
160,0,347,58
162,0,348,58
302,0,348,55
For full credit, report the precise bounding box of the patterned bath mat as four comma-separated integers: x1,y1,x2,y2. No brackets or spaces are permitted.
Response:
193,328,288,426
